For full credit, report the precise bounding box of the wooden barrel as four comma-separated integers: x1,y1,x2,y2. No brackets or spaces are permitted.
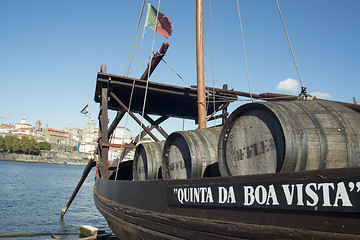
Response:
218,100,360,176
133,141,165,180
162,127,222,179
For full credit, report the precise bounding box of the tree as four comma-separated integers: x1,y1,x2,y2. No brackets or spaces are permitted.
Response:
21,136,40,155
0,136,5,150
21,136,31,154
39,141,51,150
28,137,40,155
4,135,21,153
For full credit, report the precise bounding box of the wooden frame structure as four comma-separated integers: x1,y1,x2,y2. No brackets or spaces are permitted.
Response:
94,64,237,179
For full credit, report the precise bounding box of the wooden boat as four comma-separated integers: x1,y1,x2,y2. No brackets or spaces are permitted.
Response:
92,1,360,239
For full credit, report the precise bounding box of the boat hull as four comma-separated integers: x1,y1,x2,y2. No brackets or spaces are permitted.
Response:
94,167,360,240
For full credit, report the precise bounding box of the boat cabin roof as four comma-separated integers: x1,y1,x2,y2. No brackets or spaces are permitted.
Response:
95,72,237,120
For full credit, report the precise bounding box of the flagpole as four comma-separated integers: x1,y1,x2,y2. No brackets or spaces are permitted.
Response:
196,0,207,129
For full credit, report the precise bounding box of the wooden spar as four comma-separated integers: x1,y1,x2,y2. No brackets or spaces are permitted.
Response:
196,0,207,129
259,92,360,113
140,43,169,80
102,143,137,149
60,158,96,217
259,92,299,101
192,85,261,99
194,85,360,113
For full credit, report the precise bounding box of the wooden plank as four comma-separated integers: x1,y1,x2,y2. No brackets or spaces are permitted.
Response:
102,143,136,149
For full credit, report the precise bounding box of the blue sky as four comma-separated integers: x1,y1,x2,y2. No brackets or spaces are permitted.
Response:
0,1,359,137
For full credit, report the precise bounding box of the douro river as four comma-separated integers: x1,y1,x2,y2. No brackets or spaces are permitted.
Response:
0,160,111,240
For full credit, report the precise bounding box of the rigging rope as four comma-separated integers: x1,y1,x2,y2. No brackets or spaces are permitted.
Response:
162,58,236,107
275,0,304,89
236,0,253,102
138,0,162,143
161,59,191,87
209,0,217,126
162,58,225,103
203,33,210,116
127,62,149,75
124,0,147,77
116,0,148,180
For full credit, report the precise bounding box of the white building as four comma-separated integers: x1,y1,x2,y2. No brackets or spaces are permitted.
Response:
11,118,32,136
78,121,98,154
0,123,15,136
108,127,134,162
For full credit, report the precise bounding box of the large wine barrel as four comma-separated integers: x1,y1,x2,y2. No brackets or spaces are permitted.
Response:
218,100,360,176
133,141,165,180
162,127,222,179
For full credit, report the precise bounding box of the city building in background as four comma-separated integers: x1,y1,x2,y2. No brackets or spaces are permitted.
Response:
78,120,98,154
0,118,135,160
108,127,134,162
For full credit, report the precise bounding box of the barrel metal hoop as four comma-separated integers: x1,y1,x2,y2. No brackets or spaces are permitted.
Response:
218,103,272,176
162,132,190,179
318,101,359,167
192,130,212,178
265,102,300,172
277,102,308,171
218,104,246,176
133,147,142,180
147,144,157,179
181,131,203,178
142,145,150,179
175,132,193,178
292,101,327,169
220,126,233,176
154,143,164,179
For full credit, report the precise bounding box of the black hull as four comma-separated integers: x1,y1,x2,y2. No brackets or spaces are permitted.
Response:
94,167,360,240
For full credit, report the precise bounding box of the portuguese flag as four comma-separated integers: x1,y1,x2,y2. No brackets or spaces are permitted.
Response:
145,3,173,38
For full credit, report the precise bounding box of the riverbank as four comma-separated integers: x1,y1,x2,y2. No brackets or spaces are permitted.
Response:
0,151,92,165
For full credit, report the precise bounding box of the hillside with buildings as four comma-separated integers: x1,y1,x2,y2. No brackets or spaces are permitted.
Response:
0,118,135,163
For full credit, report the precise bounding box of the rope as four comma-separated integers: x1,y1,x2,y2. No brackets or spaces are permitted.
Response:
127,62,149,75
275,0,304,89
124,0,147,76
209,0,217,126
162,60,237,108
115,1,148,180
162,59,232,104
161,59,191,87
236,0,253,102
201,21,210,120
138,0,161,143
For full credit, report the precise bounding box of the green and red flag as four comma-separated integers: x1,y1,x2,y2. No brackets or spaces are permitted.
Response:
145,3,173,38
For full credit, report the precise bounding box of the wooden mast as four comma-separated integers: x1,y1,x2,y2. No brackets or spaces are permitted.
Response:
196,0,207,129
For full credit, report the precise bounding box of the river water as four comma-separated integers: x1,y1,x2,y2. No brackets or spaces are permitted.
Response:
0,160,111,240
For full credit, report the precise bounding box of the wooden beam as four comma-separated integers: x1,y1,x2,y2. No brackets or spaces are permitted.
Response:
102,143,137,149
99,87,109,179
144,115,169,139
109,91,160,142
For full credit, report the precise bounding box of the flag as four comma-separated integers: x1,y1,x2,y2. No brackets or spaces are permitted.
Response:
80,104,89,114
145,3,173,38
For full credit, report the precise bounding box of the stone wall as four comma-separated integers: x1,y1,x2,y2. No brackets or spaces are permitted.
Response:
0,151,92,165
